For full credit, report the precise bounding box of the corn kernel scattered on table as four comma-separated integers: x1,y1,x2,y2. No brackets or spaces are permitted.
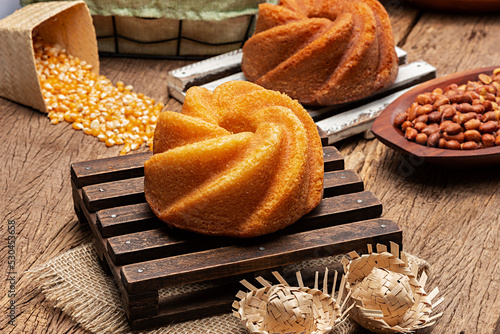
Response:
33,35,164,155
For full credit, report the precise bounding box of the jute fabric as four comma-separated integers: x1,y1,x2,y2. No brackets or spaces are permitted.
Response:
28,242,368,334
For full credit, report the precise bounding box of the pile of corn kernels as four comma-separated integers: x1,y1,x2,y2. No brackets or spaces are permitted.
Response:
33,35,164,155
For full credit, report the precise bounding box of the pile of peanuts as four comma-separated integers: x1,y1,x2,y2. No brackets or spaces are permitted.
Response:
33,34,164,155
394,68,500,150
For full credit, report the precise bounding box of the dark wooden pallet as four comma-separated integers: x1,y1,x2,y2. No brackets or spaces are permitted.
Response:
71,141,402,331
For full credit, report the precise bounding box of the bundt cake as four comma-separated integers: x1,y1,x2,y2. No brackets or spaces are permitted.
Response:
241,0,399,106
144,81,324,238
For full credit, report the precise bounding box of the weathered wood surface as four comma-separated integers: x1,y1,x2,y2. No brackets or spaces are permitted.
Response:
1,1,499,333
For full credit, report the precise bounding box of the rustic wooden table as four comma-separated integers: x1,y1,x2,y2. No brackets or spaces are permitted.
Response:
1,1,499,333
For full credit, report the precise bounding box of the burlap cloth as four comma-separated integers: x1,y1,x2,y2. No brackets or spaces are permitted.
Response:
28,243,429,334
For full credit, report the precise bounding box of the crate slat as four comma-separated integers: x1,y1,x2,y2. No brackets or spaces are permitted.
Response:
72,151,151,188
120,217,400,294
97,203,162,238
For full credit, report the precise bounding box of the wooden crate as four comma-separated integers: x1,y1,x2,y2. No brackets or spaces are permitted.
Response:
71,139,402,331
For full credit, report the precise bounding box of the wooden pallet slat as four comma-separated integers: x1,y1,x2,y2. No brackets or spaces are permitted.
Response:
97,203,162,238
120,217,400,294
71,140,402,331
72,151,152,188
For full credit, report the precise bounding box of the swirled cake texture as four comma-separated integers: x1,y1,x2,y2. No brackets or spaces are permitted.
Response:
144,81,324,238
241,0,399,106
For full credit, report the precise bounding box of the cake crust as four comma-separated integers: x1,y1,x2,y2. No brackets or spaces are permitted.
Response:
241,0,399,106
144,81,324,238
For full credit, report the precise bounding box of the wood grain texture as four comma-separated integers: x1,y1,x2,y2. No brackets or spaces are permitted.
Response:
1,2,499,333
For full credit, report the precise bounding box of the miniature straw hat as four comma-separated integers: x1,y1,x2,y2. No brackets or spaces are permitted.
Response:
341,242,443,334
233,270,352,334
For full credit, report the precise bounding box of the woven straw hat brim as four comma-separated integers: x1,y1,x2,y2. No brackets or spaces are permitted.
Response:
233,270,350,334
236,285,339,334
342,243,443,334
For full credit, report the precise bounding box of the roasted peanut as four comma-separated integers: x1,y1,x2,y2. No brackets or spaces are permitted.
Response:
433,96,450,109
415,114,429,124
485,92,496,102
482,133,495,147
427,132,440,147
433,87,443,95
416,93,433,105
441,121,462,135
482,111,496,122
443,132,465,143
393,113,408,127
462,141,479,150
439,120,454,132
464,130,482,142
405,127,418,141
464,118,481,130
479,73,492,85
416,104,434,116
457,103,474,113
441,105,456,119
408,104,418,121
445,83,458,92
428,111,442,123
483,100,494,112
445,140,461,150
415,133,428,145
401,121,413,132
449,93,464,104
472,104,485,114
457,112,477,125
422,123,440,136
464,90,480,101
414,122,428,132
479,121,499,134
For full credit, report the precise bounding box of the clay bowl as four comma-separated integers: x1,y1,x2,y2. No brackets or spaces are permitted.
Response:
371,66,500,168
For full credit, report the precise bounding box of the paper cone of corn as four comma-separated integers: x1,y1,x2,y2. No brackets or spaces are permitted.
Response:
233,269,352,334
0,1,98,113
341,242,443,334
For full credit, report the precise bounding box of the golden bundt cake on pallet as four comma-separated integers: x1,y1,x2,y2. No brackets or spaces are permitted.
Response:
241,0,399,106
144,81,324,238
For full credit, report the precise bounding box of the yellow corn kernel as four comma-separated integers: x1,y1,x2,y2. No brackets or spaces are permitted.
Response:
72,122,84,130
105,137,116,147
